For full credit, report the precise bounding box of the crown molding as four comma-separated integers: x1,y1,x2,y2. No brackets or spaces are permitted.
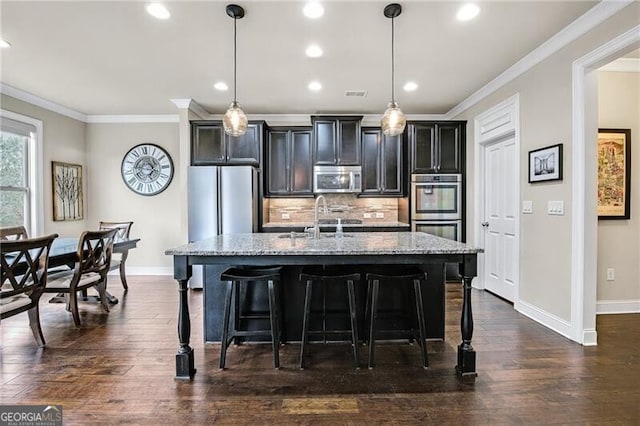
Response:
85,115,179,123
599,57,640,72
446,0,635,119
170,98,209,119
0,82,87,122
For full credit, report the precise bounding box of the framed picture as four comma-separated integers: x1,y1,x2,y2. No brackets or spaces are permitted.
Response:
528,143,563,183
598,129,631,220
52,161,84,221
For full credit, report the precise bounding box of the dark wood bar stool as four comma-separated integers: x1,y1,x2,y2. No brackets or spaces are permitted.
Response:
219,266,283,369
366,268,429,369
299,267,361,370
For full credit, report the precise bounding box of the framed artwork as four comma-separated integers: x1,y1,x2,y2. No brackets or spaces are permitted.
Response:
598,129,631,220
52,161,84,221
528,143,563,183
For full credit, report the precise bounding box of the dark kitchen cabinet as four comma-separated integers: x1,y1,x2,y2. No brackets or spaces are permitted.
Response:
191,121,264,166
409,121,465,174
312,116,362,165
361,128,404,196
265,127,313,197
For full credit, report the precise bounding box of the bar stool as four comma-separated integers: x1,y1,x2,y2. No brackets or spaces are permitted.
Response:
299,267,361,370
219,266,282,369
365,267,428,369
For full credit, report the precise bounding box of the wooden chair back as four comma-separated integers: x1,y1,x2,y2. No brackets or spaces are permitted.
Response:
0,226,29,241
98,221,133,242
1,234,58,318
75,229,118,278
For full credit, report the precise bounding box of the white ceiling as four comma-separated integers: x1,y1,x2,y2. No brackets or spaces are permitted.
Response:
0,1,600,117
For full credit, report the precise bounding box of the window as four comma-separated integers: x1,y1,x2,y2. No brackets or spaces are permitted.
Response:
0,110,43,235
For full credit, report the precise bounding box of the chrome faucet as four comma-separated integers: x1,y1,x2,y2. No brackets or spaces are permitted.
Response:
311,195,328,239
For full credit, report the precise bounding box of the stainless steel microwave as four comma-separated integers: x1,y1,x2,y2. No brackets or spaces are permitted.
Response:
313,166,362,193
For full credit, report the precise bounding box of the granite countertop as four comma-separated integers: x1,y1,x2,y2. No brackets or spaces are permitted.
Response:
165,232,481,256
262,221,410,228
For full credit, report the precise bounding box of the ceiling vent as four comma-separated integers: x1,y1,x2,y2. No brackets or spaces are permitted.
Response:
345,90,368,97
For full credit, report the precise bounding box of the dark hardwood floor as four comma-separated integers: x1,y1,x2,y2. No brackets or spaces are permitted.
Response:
1,276,638,425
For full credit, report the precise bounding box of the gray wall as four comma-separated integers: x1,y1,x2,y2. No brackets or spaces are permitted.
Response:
597,71,640,304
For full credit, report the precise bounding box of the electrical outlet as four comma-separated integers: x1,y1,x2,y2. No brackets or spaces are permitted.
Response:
375,212,384,219
606,268,615,281
363,213,372,219
281,213,290,220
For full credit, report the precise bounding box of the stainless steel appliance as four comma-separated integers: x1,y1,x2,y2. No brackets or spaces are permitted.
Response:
187,166,259,288
411,174,463,280
411,174,462,241
313,165,362,193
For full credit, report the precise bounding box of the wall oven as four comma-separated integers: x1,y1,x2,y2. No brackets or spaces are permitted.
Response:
411,174,462,242
313,165,362,193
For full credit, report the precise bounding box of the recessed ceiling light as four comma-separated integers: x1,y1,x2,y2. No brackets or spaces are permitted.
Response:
303,2,324,19
214,82,228,91
308,81,322,91
305,44,323,58
403,82,418,92
0,39,11,48
456,3,480,21
146,3,171,20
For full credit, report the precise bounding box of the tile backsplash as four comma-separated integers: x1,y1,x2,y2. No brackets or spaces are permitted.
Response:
266,195,400,224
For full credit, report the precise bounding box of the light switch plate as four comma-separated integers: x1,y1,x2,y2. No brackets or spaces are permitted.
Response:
522,200,533,214
375,212,384,219
281,213,290,220
547,200,564,215
363,213,372,219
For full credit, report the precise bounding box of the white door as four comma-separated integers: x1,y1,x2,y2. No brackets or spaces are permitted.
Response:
483,137,518,301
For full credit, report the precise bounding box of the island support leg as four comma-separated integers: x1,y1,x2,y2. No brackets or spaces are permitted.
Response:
174,256,196,380
456,255,478,377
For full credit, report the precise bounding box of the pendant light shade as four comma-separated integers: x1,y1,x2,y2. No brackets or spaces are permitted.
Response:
223,4,248,137
381,3,406,137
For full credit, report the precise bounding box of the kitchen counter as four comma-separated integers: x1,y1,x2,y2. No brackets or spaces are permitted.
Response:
166,232,480,380
166,231,477,256
262,221,410,229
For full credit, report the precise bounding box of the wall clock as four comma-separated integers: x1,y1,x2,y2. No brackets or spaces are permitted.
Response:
121,143,174,196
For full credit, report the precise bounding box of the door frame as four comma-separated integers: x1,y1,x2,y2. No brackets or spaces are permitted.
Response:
473,94,521,310
571,25,640,346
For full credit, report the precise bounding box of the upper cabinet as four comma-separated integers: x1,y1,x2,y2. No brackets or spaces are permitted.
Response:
265,127,313,197
191,121,264,166
312,116,362,165
409,122,465,174
361,128,404,196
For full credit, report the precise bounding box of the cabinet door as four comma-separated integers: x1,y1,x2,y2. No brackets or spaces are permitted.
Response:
410,123,437,173
191,123,225,165
267,130,289,194
314,120,337,165
226,123,261,165
337,119,361,165
381,133,402,194
361,129,381,194
290,130,313,194
437,123,462,173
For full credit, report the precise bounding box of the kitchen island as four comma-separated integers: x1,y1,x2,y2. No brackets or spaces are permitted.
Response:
165,232,481,380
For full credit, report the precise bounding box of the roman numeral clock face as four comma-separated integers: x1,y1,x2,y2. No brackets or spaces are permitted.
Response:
121,144,174,196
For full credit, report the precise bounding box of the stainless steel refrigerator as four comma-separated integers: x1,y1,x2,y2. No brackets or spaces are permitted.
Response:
187,166,260,288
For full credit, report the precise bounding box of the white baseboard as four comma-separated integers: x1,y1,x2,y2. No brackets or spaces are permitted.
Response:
516,299,574,341
582,329,598,346
596,299,640,314
108,267,173,276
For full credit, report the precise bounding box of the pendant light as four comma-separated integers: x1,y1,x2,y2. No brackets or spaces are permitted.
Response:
380,3,406,137
223,4,248,137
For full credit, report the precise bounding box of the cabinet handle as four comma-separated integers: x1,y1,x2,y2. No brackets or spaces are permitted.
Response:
481,222,489,228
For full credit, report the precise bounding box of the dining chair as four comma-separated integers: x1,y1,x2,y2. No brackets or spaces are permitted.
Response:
98,221,133,290
0,226,29,241
1,233,59,346
44,229,117,327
